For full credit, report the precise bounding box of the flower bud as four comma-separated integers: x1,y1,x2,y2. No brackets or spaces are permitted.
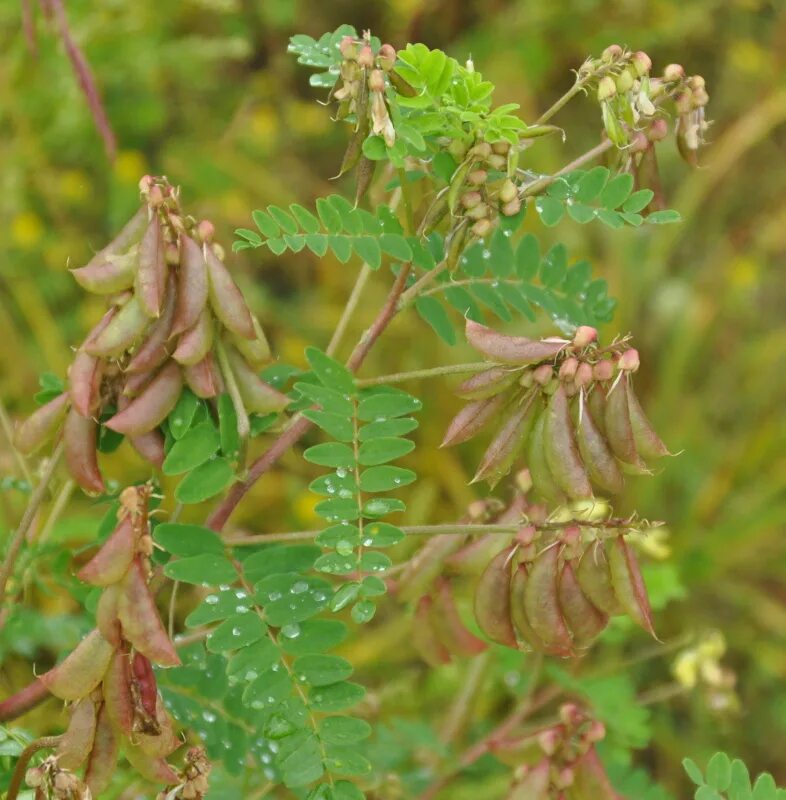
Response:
586,720,606,742
601,44,623,61
675,90,693,114
555,768,575,789
663,63,685,81
597,76,617,101
593,359,614,382
632,51,652,76
340,36,359,60
148,184,165,207
689,75,705,91
532,364,553,386
519,370,534,388
486,154,507,171
575,362,594,387
471,218,493,238
465,202,489,220
357,45,375,69
211,242,225,261
465,56,475,73
693,88,709,107
492,140,510,155
618,348,640,371
25,766,45,787
647,118,669,141
538,727,561,755
501,198,521,216
559,701,583,727
630,131,649,152
559,357,579,380
468,169,488,186
470,141,492,160
615,69,635,93
499,179,518,204
572,325,597,349
515,469,533,494
448,139,468,160
368,69,386,93
378,43,397,71
516,523,536,545
460,191,483,209
468,500,489,520
138,174,155,194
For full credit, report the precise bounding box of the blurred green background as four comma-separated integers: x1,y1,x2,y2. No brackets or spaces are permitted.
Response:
1,0,785,796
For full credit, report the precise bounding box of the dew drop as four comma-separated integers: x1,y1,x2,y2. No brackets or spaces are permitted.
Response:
205,595,219,605
291,581,309,595
281,623,301,639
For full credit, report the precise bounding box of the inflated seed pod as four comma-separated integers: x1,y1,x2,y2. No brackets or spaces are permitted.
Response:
604,375,644,468
135,214,168,318
230,314,271,366
68,349,103,417
455,366,520,399
57,696,98,770
126,427,166,469
96,584,122,647
523,545,573,657
70,250,138,295
466,320,569,364
183,353,221,399
84,294,150,358
473,546,517,647
172,308,214,365
472,394,538,487
586,385,608,438
205,246,255,340
136,696,180,758
510,563,550,652
544,385,592,499
117,558,180,666
122,369,155,398
103,650,135,735
608,537,656,637
77,515,135,586
412,596,451,667
171,234,209,336
13,392,69,455
432,578,487,657
447,531,515,577
558,560,608,648
575,542,625,617
38,629,113,700
123,740,180,785
527,408,567,506
64,408,105,495
575,396,624,495
441,393,508,448
627,382,669,459
80,206,147,271
224,346,289,413
126,272,177,373
84,702,119,797
105,362,182,437
131,652,158,719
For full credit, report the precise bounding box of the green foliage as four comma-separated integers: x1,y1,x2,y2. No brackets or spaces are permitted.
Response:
683,753,786,800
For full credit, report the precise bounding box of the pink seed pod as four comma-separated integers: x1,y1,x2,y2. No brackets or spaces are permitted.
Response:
559,357,579,381
182,353,221,398
172,234,208,336
629,132,649,153
77,515,135,586
471,218,494,238
456,366,518,400
84,703,119,797
103,651,135,735
411,595,452,667
64,408,105,495
523,545,574,656
68,349,103,417
532,364,553,385
440,394,508,448
592,359,614,382
135,215,168,318
80,206,148,274
122,369,155,398
617,348,640,372
136,695,180,758
608,536,656,637
126,272,177,374
172,308,214,365
474,546,517,647
570,746,621,798
465,201,489,220
57,696,98,770
576,401,624,495
124,741,180,785
466,320,569,365
127,428,166,469
70,251,137,295
357,44,374,68
117,558,181,667
224,346,290,414
516,524,537,547
205,247,255,340
105,362,182,437
95,585,122,647
13,392,69,455
663,63,685,81
131,652,159,718
38,629,113,700
574,362,594,388
560,561,608,647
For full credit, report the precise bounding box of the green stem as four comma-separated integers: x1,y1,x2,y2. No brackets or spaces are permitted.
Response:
356,362,491,387
535,78,588,126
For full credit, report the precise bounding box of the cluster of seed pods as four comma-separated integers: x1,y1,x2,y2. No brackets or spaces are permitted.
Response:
442,319,669,497
497,703,621,799
33,487,204,797
13,176,288,495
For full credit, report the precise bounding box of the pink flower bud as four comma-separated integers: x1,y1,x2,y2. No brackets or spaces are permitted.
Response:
471,218,493,238
693,88,709,107
499,179,518,204
618,348,640,371
516,524,536,546
647,118,669,142
632,51,652,76
559,357,579,380
675,90,693,114
460,191,483,209
357,45,375,69
555,768,575,789
629,131,649,152
340,36,359,60
470,141,492,160
468,169,488,185
572,325,597,349
538,727,562,755
559,702,583,727
197,219,215,243
575,362,594,387
465,202,489,220
689,75,706,91
663,63,685,82
560,527,581,549
368,69,385,93
147,185,165,207
468,500,488,520
601,44,623,61
586,720,606,742
532,364,553,386
378,43,397,71
592,359,614,382
501,198,521,217
138,174,155,194
597,76,617,101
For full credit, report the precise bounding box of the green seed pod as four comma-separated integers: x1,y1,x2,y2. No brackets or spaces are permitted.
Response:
455,366,520,400
544,385,592,499
472,393,538,488
433,578,487,657
527,407,567,506
172,308,214,365
183,353,222,399
79,206,147,272
13,391,69,455
70,250,138,295
466,319,568,364
57,697,98,770
510,563,550,652
473,545,517,647
558,560,608,648
627,382,669,459
105,362,182,437
412,595,451,667
64,408,105,495
523,545,573,656
355,155,376,206
448,158,474,215
575,541,625,617
85,703,119,797
575,398,624,495
230,314,271,367
126,272,177,373
171,234,208,336
117,557,181,666
224,345,289,414
85,294,151,358
135,215,168,318
205,247,255,340
441,393,509,448
103,650,134,735
77,516,135,587
608,537,656,637
38,629,113,700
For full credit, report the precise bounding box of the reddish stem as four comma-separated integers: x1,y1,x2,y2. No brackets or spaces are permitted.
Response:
207,264,412,532
0,678,50,722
